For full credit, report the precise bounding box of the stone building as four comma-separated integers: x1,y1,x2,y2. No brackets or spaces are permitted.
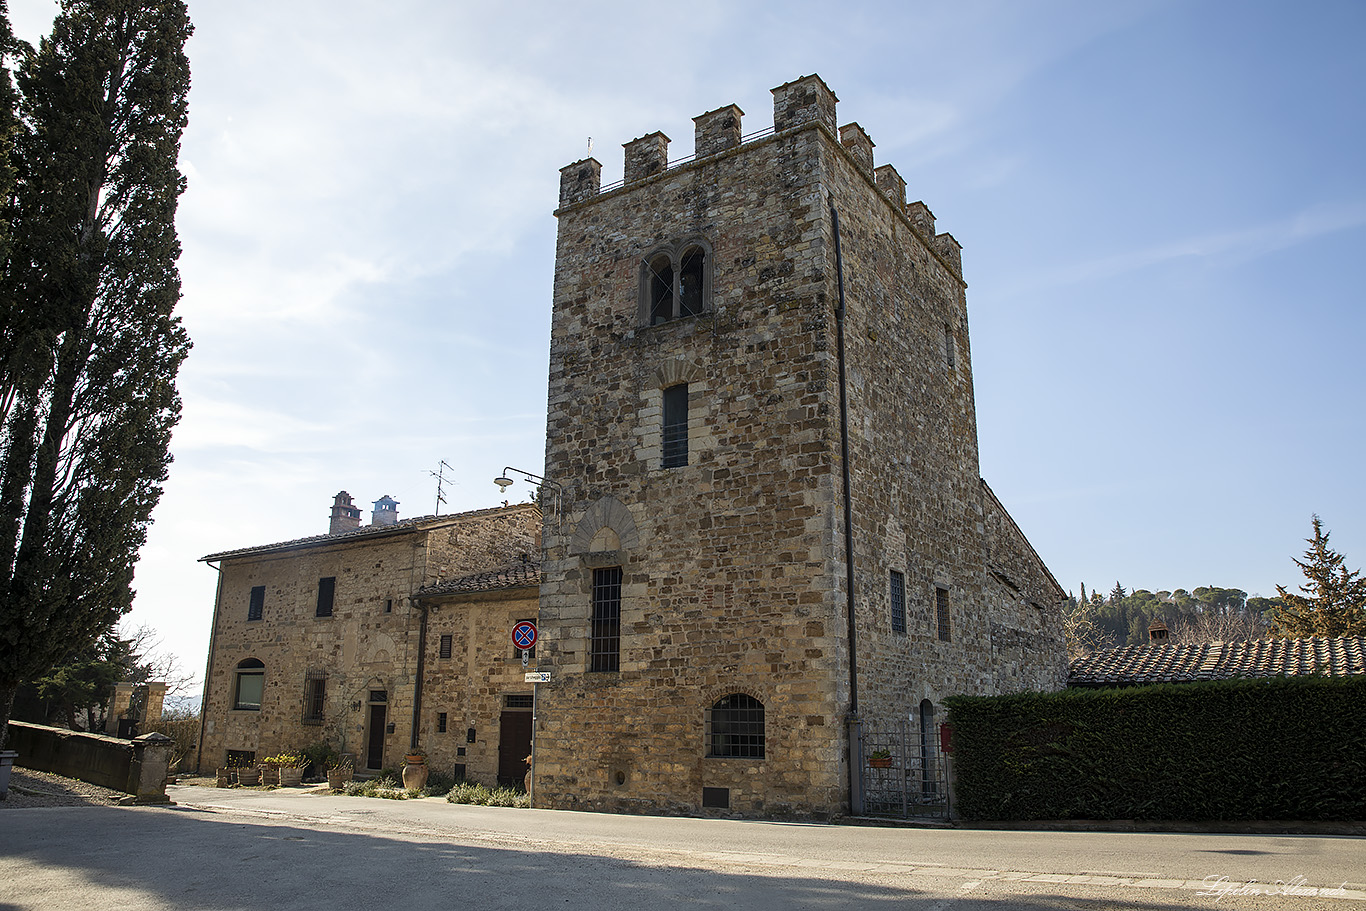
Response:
531,74,1066,818
197,495,541,783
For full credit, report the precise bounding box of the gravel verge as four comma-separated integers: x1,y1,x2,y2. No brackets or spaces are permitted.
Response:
0,768,126,808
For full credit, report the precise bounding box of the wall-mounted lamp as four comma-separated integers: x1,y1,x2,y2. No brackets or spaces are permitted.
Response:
494,466,564,525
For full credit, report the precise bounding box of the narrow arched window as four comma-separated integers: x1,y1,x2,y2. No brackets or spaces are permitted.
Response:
648,253,674,325
234,658,265,711
708,693,764,758
679,246,705,317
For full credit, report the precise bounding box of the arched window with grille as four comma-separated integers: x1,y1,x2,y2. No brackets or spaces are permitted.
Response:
641,239,712,325
707,693,764,759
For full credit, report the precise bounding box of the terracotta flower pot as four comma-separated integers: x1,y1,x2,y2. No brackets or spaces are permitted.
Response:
402,759,429,791
869,756,892,769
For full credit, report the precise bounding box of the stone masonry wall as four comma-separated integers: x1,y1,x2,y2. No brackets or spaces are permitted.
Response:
198,505,540,773
535,74,1066,817
417,587,541,787
538,111,846,818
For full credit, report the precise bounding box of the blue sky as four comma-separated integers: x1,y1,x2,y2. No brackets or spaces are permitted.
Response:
10,0,1365,698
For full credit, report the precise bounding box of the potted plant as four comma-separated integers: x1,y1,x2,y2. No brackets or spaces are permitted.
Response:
868,749,893,769
259,756,281,786
275,751,306,787
402,748,428,791
326,755,354,790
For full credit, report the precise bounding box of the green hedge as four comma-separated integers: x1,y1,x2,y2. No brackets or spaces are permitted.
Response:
944,676,1366,821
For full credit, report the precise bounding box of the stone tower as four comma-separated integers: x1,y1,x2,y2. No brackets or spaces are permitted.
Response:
534,74,1066,818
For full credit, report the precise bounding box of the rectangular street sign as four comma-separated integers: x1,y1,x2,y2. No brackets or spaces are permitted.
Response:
524,672,551,683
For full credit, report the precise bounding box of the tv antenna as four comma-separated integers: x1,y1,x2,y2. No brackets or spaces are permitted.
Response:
429,460,453,515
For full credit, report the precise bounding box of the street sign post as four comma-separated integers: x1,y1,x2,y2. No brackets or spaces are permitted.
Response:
524,672,551,683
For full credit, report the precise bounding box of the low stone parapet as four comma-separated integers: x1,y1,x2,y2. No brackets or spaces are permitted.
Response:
5,720,174,804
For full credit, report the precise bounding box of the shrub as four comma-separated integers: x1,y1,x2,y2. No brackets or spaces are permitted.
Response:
445,782,529,808
946,675,1366,821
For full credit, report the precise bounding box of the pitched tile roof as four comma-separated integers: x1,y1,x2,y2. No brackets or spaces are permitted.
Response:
416,560,540,598
1068,636,1366,687
199,503,539,562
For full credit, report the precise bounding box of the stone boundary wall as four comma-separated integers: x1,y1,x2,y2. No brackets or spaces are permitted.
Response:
7,720,136,791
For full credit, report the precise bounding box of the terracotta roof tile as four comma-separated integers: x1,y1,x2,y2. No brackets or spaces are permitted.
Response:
417,561,540,597
1068,636,1366,687
200,503,539,562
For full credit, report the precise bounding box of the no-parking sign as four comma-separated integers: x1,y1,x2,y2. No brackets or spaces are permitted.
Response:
511,620,538,650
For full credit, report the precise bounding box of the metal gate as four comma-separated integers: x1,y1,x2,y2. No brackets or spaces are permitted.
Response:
857,722,950,819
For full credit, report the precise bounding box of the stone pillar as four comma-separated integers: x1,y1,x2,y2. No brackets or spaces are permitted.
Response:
123,732,175,805
772,73,838,135
839,122,874,175
693,105,743,159
106,682,135,734
623,132,669,183
558,158,601,208
874,164,906,211
143,682,167,726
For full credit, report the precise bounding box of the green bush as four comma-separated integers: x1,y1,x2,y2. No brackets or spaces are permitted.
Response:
445,782,530,808
422,770,456,797
946,676,1366,821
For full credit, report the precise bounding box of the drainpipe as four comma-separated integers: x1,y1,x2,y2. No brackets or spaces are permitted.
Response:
410,599,428,751
830,200,863,815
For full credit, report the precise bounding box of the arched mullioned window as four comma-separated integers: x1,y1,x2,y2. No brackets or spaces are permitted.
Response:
641,239,712,325
234,658,264,711
707,693,765,759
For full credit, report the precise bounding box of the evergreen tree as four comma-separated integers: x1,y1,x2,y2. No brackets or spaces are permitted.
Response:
0,0,192,747
1272,516,1366,638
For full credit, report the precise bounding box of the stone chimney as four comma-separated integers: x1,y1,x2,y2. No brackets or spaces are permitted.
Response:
329,490,362,534
371,495,400,527
1148,619,1170,643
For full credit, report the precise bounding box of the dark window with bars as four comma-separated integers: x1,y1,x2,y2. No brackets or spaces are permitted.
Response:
439,634,453,659
247,585,265,621
936,587,951,642
437,712,448,733
505,694,534,709
315,577,336,617
646,245,708,325
302,671,326,724
589,567,622,672
890,570,906,634
708,693,765,758
662,384,688,469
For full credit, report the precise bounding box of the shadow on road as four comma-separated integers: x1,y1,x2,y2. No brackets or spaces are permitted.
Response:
1,805,1230,910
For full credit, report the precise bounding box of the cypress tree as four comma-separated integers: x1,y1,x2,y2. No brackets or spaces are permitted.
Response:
0,0,192,746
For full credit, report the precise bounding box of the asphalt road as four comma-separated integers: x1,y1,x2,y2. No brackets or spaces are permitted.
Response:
1,785,1362,910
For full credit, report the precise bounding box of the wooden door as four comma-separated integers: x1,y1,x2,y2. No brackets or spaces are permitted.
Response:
367,704,387,770
497,711,532,789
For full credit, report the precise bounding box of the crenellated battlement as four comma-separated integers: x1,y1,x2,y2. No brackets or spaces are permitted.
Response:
555,74,962,278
